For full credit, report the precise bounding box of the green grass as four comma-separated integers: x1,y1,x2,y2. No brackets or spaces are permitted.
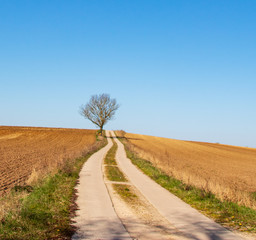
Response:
105,166,127,182
119,137,256,233
104,138,136,203
0,136,107,240
104,139,127,182
104,140,117,165
113,184,137,201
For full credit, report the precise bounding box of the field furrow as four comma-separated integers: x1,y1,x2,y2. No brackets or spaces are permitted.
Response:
0,126,97,195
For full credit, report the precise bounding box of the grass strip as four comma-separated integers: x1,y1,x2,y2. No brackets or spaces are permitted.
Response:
113,184,137,202
119,137,256,233
105,166,127,182
0,136,107,240
104,140,117,165
104,139,127,182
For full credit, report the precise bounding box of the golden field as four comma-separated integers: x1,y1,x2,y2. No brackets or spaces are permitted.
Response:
0,126,98,195
122,132,256,208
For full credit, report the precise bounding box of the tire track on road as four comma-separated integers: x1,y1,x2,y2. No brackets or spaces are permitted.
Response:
112,131,245,240
72,130,131,240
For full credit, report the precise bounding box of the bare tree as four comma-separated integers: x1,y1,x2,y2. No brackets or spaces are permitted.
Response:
80,94,119,135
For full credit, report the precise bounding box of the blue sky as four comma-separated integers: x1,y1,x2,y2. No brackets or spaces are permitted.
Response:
1,0,255,147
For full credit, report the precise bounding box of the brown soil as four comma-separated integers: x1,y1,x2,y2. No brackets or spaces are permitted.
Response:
0,126,97,195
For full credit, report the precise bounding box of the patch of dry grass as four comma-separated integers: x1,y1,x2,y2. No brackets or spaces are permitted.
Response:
113,184,137,202
118,132,256,209
0,191,29,222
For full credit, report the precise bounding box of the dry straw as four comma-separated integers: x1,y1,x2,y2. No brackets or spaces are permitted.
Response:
121,132,256,209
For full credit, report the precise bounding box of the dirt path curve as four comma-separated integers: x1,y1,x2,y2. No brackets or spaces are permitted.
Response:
112,131,244,240
72,130,131,240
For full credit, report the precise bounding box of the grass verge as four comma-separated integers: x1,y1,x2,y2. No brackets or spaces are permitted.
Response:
118,137,256,233
113,184,137,202
104,139,127,182
104,138,137,206
104,140,117,165
0,136,107,240
105,166,127,182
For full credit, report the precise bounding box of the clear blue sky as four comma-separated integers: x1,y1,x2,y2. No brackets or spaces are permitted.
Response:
1,0,255,147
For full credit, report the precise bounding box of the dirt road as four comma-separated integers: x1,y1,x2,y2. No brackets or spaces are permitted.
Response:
72,130,131,240
72,130,246,240
112,131,244,240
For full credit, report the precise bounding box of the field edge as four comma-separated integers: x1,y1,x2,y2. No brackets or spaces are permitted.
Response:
0,133,107,240
115,133,256,235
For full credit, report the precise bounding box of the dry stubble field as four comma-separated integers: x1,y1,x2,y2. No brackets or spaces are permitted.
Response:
0,126,97,195
122,132,256,208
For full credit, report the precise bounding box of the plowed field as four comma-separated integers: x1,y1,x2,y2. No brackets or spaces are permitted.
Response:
0,126,97,195
122,132,256,208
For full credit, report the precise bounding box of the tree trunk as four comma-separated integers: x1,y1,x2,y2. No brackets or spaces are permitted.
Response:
100,126,103,136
